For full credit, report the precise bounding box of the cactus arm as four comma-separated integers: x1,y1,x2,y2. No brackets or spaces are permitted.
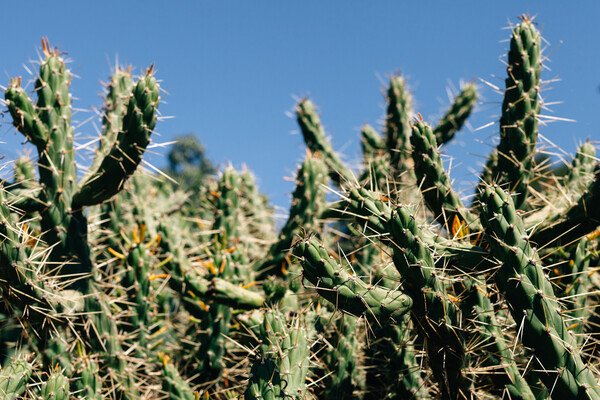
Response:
359,124,391,191
73,69,159,207
321,315,367,399
361,124,386,157
6,157,44,213
433,83,477,146
491,17,542,210
255,154,328,278
296,99,354,188
530,166,600,247
245,309,315,400
5,45,81,278
524,143,597,230
473,149,499,215
83,294,140,398
4,77,48,148
74,357,102,400
385,75,414,177
40,371,70,400
185,275,264,309
564,142,597,194
295,236,413,322
339,187,470,399
0,354,34,399
240,168,276,260
386,205,471,400
461,276,536,400
410,120,482,233
160,356,196,400
365,318,430,399
81,68,134,185
245,358,283,400
563,238,593,341
480,185,600,399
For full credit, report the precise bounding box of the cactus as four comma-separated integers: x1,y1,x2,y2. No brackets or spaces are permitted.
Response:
490,16,541,210
4,39,159,291
0,354,34,399
433,83,477,146
479,185,600,399
245,308,315,400
291,15,600,400
2,14,600,400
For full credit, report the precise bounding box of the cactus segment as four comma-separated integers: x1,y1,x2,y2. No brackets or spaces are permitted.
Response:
40,371,70,400
492,17,542,210
0,354,34,399
245,309,315,400
360,124,391,191
161,357,196,400
480,185,600,399
361,124,386,158
75,358,102,400
385,75,414,177
82,67,135,185
460,276,535,400
185,275,265,309
296,99,354,188
433,83,477,146
74,70,159,207
410,120,481,233
4,77,48,148
295,236,413,322
255,154,328,278
365,318,430,399
530,166,600,247
320,315,366,399
564,142,597,193
245,358,283,400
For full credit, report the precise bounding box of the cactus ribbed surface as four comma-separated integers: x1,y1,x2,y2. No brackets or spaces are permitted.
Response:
492,17,541,210
433,83,477,146
296,100,354,188
2,15,600,400
295,236,413,323
480,185,600,399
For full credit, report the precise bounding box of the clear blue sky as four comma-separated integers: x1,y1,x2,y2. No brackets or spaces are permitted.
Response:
1,2,599,213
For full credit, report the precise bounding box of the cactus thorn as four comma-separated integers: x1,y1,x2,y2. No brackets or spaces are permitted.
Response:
149,273,168,281
107,246,126,260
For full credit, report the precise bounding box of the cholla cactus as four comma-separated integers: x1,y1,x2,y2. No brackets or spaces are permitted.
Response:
292,15,600,400
2,15,600,400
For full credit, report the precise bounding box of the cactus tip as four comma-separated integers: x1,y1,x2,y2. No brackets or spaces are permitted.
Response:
41,37,57,57
41,37,49,56
517,14,536,24
9,76,22,87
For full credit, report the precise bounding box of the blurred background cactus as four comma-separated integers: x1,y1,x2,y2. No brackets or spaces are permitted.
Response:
1,15,600,400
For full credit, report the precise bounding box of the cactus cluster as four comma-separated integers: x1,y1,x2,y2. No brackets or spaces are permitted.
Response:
1,16,600,400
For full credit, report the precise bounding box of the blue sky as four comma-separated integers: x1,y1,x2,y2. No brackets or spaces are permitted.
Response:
2,2,599,212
